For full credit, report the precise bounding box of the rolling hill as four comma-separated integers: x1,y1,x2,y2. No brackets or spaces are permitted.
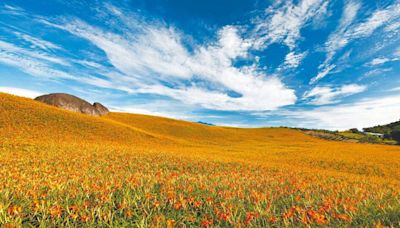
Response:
0,92,400,227
364,120,400,142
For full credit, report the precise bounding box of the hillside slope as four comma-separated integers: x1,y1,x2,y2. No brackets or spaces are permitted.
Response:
364,120,400,143
1,92,400,226
1,92,400,177
364,120,400,134
0,93,170,147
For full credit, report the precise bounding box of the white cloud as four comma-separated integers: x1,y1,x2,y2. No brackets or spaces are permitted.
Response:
253,0,328,49
0,40,121,91
289,94,400,130
384,20,400,33
390,86,400,92
134,77,295,111
368,57,391,66
283,51,307,68
362,67,393,78
311,0,360,83
310,64,335,84
395,47,400,57
110,100,196,121
304,84,366,105
110,106,185,120
0,40,68,66
312,0,400,83
351,3,400,38
40,7,296,111
2,4,25,16
0,40,76,80
0,87,42,98
14,32,62,50
325,0,361,62
368,52,400,66
74,60,103,69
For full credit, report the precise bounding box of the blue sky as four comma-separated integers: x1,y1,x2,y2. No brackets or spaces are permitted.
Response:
0,0,400,130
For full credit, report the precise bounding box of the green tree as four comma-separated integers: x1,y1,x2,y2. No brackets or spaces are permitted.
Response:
391,128,400,144
349,128,359,133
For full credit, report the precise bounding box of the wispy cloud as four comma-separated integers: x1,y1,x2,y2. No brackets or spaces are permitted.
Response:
303,84,366,105
39,6,296,111
312,0,400,83
253,0,329,50
14,31,62,50
351,2,400,38
367,49,400,66
0,39,123,91
368,57,391,66
311,0,361,84
0,40,74,79
1,4,25,16
283,51,308,68
325,0,361,62
0,40,68,66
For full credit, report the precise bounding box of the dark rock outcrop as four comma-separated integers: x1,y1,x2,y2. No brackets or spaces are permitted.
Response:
93,102,109,116
34,93,109,116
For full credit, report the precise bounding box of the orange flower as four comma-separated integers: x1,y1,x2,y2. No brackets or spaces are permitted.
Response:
69,204,79,213
245,212,259,224
375,222,385,228
117,202,127,210
49,205,62,218
336,214,352,222
82,201,90,209
80,214,91,222
166,219,176,228
125,209,133,218
269,216,278,223
146,192,153,199
218,211,230,221
32,201,40,211
153,201,160,208
201,219,213,227
7,205,22,217
193,200,202,208
174,201,183,210
2,224,17,228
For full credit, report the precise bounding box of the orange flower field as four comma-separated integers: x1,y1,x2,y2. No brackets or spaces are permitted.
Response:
0,93,399,227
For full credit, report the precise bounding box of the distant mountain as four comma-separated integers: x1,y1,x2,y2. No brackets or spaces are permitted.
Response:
197,121,215,126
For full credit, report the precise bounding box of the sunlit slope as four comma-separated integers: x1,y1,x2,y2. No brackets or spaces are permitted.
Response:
107,111,400,179
0,93,164,146
0,92,319,147
1,92,400,179
106,112,318,145
1,92,400,226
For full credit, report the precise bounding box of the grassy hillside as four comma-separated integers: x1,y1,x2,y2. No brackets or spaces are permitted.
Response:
301,128,398,145
364,120,400,143
364,120,400,135
0,92,400,227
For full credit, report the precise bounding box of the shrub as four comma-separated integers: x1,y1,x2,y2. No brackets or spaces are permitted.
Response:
349,128,360,133
359,135,381,144
391,129,400,144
